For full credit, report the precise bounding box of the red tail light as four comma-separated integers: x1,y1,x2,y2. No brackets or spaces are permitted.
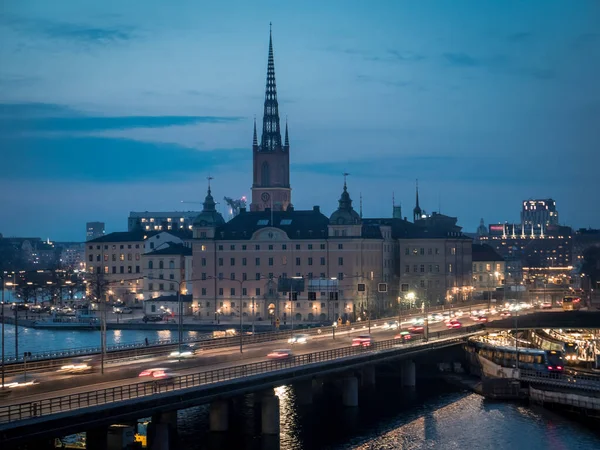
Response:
548,366,553,370
557,366,563,370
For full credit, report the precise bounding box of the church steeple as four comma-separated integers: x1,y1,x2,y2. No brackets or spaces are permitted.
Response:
252,116,258,147
284,116,289,148
413,179,422,221
260,22,282,152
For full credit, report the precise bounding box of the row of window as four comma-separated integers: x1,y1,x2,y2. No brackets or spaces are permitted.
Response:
405,264,441,273
89,253,141,262
214,243,344,251
148,260,176,269
400,279,442,290
193,301,342,309
148,283,177,291
473,263,503,272
197,288,345,298
146,273,176,280
210,256,344,267
200,272,346,282
89,266,141,274
404,247,456,256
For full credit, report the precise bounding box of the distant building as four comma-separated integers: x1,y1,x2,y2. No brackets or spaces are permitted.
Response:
142,242,193,302
128,212,200,232
573,228,600,267
59,243,86,270
471,244,505,300
521,199,558,227
86,222,105,241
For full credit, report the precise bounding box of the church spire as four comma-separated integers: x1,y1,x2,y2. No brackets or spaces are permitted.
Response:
413,179,422,221
284,116,289,147
260,23,282,152
253,116,258,147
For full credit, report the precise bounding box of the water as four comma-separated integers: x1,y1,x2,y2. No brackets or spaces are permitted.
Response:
175,379,600,450
1,324,207,358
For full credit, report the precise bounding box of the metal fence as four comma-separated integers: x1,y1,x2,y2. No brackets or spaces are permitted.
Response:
0,326,482,425
520,369,600,392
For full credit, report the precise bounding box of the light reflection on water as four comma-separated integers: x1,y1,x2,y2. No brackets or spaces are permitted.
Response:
176,380,600,450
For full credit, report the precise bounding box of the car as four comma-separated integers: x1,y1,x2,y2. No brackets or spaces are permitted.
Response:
11,304,29,311
143,315,164,322
476,316,489,323
408,325,425,333
138,368,177,386
383,321,399,330
541,302,552,309
394,331,414,342
4,375,39,389
267,349,293,359
446,319,462,329
352,335,373,347
114,306,133,314
500,311,512,318
288,334,309,344
169,344,199,358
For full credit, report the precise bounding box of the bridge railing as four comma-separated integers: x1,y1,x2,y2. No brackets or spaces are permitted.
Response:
519,369,600,392
2,303,489,372
0,325,483,425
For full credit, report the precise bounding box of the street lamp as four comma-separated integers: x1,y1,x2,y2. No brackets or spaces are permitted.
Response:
1,272,6,389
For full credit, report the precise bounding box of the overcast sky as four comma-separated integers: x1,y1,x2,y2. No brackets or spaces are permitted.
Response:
1,0,599,241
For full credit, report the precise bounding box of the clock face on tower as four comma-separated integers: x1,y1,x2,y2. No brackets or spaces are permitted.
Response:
261,192,271,202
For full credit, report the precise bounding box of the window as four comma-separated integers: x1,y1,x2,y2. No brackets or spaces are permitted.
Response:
169,260,174,269
255,288,261,296
320,244,325,250
282,272,288,278
218,258,223,266
435,265,440,273
451,247,456,255
218,288,223,296
308,244,313,250
169,283,174,290
338,244,343,250
338,272,344,280
435,248,440,255
242,245,247,251
280,219,292,225
136,253,140,260
88,254,93,262
413,265,418,272
218,245,223,250
158,260,163,269
112,266,116,274
420,264,425,273
255,244,261,250
230,258,235,266
428,265,433,273
201,288,207,296
256,273,261,280
242,272,247,281
269,257,274,266
218,273,223,280
150,243,155,249
307,272,313,279
295,257,301,265
338,257,343,266
111,254,115,261
448,263,453,273
282,244,287,250
231,288,235,296
202,258,206,267
255,258,260,266
120,266,124,274
201,273,206,280
404,247,410,255
230,273,235,280
170,274,174,279
282,256,287,265
405,265,410,273
242,257,247,266
420,248,425,255
268,244,273,250
136,266,140,273
159,283,164,290
308,257,313,266
296,244,301,250
308,292,317,300
242,288,247,296
428,248,432,255
128,266,132,274
320,257,325,265
149,283,154,290
230,245,235,250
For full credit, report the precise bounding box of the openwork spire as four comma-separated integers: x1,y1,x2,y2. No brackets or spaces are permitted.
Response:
260,23,282,152
284,116,289,147
413,179,422,219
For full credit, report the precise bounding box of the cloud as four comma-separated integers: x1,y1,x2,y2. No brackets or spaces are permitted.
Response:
571,32,600,49
0,134,249,182
507,32,533,42
386,50,425,62
356,75,412,88
0,103,243,134
322,46,425,64
1,14,136,45
443,53,480,67
0,73,41,88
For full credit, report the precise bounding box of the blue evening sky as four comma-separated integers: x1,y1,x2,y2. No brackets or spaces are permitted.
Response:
1,0,598,241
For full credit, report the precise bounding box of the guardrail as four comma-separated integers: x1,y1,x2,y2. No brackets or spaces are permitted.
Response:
520,369,600,392
2,303,490,375
0,326,483,425
3,302,489,363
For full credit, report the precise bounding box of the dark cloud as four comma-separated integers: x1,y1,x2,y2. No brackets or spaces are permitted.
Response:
1,14,136,45
386,50,425,62
507,32,533,42
443,53,480,67
323,46,425,64
571,32,600,49
0,134,249,182
0,103,243,134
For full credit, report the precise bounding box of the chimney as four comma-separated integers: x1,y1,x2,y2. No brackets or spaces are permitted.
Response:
313,205,320,213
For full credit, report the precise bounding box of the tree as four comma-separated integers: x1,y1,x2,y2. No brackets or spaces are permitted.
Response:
85,272,111,302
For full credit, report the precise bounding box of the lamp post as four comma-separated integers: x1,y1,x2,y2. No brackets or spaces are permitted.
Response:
1,273,5,388
251,297,256,335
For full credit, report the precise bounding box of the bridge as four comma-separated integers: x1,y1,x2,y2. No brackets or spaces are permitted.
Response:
0,326,483,449
484,311,600,330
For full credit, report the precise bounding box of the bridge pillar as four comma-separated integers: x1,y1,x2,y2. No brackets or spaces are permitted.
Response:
86,426,108,450
312,378,324,396
261,392,280,435
295,380,313,405
362,365,376,388
209,399,230,432
148,411,177,450
401,360,416,389
342,376,359,407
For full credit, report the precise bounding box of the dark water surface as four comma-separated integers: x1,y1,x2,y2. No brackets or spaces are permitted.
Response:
176,378,600,450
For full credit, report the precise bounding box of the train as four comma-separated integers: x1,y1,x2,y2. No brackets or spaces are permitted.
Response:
528,330,579,363
465,339,565,375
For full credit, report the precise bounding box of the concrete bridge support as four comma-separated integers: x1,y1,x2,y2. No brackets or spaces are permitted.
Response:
148,411,177,450
261,391,280,435
295,380,313,405
209,399,230,432
342,376,359,407
401,360,416,389
362,365,376,388
312,378,324,396
86,427,108,450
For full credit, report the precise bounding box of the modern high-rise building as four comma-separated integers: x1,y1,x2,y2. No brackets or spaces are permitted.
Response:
86,222,105,241
521,199,558,227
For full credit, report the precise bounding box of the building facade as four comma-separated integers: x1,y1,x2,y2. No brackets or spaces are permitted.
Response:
521,199,558,227
142,243,192,302
471,244,505,300
86,222,105,241
128,211,200,232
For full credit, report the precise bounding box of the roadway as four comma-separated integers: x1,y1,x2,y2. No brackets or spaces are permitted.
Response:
0,316,479,405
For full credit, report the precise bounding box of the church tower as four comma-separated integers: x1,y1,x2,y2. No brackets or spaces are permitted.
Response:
250,24,291,212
